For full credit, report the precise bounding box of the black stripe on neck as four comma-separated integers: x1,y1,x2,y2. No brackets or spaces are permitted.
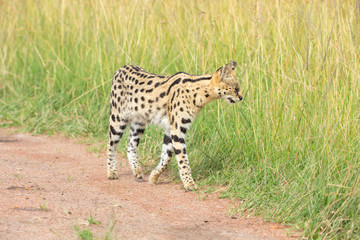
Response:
182,76,212,84
166,76,212,95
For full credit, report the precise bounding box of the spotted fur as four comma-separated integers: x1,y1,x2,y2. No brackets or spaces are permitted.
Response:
107,62,243,191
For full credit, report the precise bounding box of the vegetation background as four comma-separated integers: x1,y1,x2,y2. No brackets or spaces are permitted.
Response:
1,0,359,239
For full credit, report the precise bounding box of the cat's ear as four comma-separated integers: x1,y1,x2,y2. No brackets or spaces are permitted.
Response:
213,61,237,83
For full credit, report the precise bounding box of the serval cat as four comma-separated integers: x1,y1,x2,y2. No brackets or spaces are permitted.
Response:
107,62,243,191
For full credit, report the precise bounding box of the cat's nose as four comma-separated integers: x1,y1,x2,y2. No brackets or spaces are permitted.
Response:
239,96,243,101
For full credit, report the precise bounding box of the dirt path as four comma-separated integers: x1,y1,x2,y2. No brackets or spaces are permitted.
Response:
0,128,299,240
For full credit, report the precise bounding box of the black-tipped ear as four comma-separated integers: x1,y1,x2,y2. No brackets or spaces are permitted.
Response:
225,61,237,71
217,61,237,78
213,61,238,84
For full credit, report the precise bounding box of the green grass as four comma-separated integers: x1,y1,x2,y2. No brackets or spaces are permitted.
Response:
87,214,102,225
1,0,359,239
74,226,94,240
39,200,48,211
74,218,115,240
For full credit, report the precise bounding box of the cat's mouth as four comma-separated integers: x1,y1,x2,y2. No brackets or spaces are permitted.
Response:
226,96,242,104
226,97,236,104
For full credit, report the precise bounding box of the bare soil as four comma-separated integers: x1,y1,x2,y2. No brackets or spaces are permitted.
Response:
0,128,300,240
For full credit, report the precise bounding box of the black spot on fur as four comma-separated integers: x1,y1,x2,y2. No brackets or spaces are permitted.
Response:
174,148,181,155
110,125,122,135
163,135,172,145
133,128,145,136
134,138,140,146
137,128,145,134
181,118,191,124
171,135,185,144
180,127,187,134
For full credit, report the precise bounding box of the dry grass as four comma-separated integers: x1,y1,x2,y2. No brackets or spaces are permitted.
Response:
1,1,359,238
